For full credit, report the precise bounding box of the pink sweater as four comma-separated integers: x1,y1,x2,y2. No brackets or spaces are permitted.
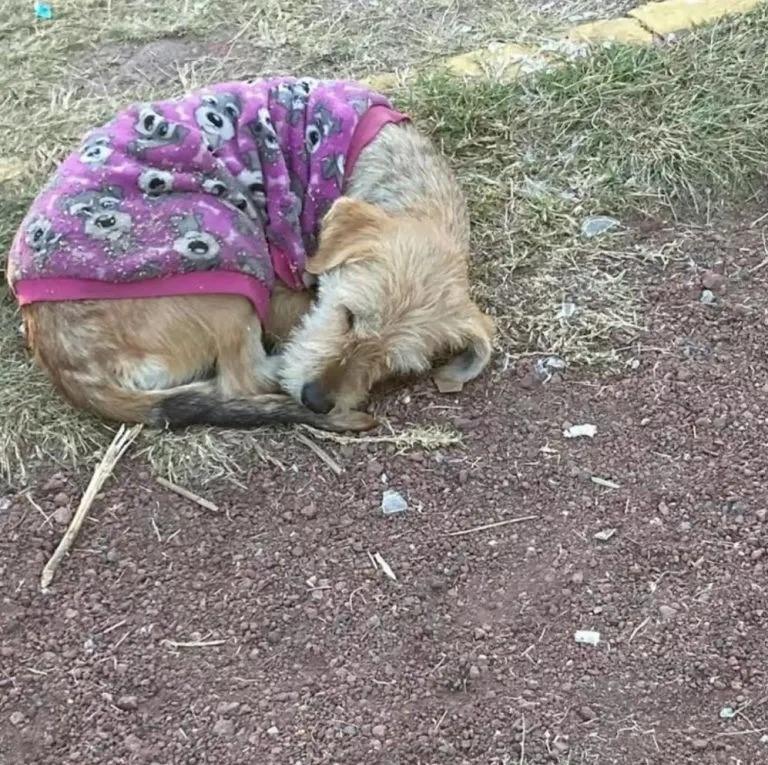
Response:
8,78,408,321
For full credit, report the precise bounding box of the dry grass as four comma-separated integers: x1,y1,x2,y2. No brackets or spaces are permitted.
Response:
2,0,768,485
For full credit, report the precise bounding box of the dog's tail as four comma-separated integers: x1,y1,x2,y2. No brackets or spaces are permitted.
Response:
149,385,376,432
44,372,375,433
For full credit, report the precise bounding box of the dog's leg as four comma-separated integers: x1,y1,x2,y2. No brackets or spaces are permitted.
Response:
216,312,282,396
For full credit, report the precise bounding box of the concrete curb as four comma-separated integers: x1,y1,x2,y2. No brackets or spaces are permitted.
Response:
363,0,763,90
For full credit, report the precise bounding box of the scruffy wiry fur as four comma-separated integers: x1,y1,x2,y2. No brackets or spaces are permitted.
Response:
15,121,493,431
278,123,493,413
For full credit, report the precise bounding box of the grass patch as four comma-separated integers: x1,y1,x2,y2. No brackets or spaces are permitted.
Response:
2,3,768,484
404,6,768,359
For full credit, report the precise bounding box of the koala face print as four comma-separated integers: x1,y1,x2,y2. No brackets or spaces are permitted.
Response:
201,175,258,221
128,105,189,156
279,194,302,227
321,153,346,189
236,168,267,221
248,108,280,163
171,213,221,271
273,79,315,125
80,135,113,166
25,215,61,264
235,251,272,283
305,104,343,155
226,190,251,215
65,187,132,245
201,176,228,197
195,93,241,151
138,168,174,196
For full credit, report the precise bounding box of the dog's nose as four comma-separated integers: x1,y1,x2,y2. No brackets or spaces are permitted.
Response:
301,381,334,414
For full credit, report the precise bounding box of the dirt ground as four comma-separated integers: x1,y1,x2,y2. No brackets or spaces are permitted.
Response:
4,2,768,764
2,213,768,764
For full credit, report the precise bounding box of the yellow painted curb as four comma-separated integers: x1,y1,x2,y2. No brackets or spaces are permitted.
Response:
364,0,765,90
444,42,547,80
629,0,762,36
567,17,654,45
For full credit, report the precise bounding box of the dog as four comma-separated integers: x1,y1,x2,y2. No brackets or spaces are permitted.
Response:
7,77,493,432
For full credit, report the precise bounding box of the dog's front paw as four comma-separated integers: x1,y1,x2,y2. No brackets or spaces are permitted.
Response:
325,409,378,433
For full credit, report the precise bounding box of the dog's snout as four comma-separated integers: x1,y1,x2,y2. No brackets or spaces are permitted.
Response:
301,381,334,414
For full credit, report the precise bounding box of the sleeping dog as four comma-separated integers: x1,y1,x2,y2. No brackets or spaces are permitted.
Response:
7,77,494,431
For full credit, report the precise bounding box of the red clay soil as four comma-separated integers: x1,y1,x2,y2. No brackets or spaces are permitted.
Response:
1,217,767,764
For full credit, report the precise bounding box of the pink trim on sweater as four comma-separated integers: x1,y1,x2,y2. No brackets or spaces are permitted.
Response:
345,104,410,180
14,271,271,322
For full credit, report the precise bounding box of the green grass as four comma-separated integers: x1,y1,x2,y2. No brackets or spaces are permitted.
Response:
2,1,768,485
403,7,768,358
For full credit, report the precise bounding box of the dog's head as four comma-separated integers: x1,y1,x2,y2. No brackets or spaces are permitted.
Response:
279,197,494,414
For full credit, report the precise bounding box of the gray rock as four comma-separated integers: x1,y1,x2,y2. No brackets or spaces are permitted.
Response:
115,695,138,711
381,489,407,516
214,718,235,737
581,215,620,238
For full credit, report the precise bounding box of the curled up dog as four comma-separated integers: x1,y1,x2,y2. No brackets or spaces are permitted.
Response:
6,77,494,432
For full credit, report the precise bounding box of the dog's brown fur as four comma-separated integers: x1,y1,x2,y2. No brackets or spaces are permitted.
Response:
14,118,493,431
278,122,495,413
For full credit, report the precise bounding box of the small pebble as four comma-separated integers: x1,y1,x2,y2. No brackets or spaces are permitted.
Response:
214,718,235,737
659,605,677,622
124,734,143,752
381,489,407,516
372,724,386,738
53,506,73,525
301,503,317,519
577,705,595,721
690,738,708,751
115,695,138,711
701,270,726,291
216,701,240,715
10,711,25,726
581,215,620,238
52,492,69,507
267,725,279,737
468,665,481,679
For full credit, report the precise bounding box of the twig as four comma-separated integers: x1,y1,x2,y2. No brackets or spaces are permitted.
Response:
25,493,52,528
40,424,143,592
161,638,226,649
446,515,538,537
294,433,344,476
299,422,461,450
373,552,397,581
156,476,219,512
628,616,650,644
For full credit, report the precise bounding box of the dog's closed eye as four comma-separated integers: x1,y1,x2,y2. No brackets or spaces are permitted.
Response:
342,306,356,330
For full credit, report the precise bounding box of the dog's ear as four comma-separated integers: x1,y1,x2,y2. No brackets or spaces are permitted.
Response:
306,197,391,275
435,303,495,386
